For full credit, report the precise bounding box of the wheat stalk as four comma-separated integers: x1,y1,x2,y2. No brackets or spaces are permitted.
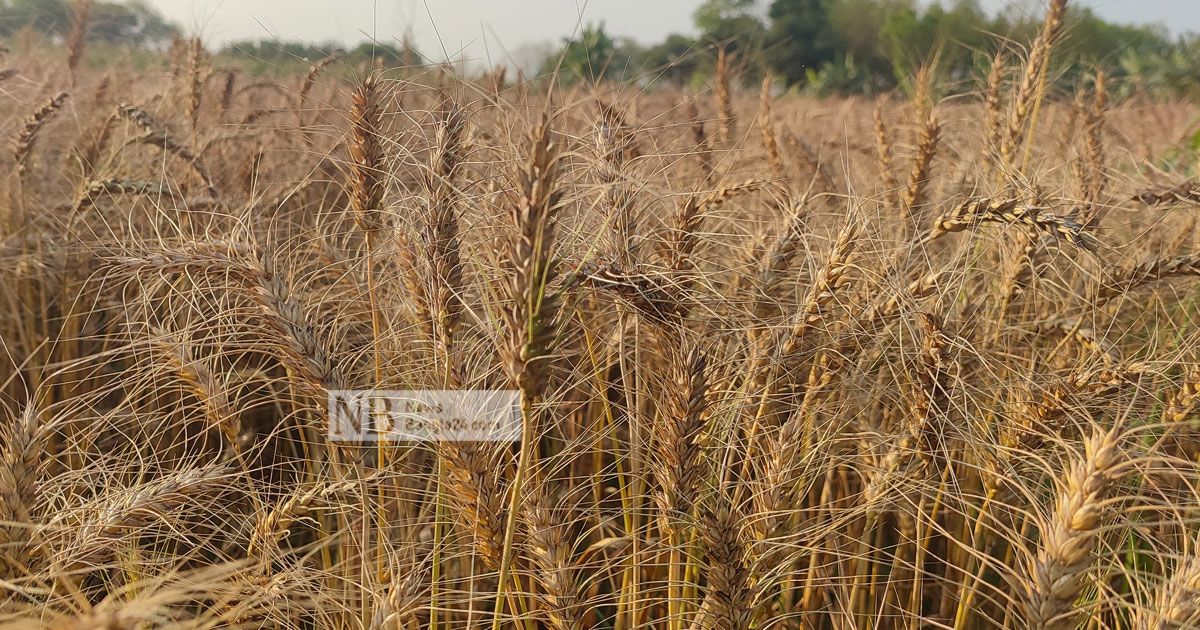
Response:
65,0,92,83
715,47,734,144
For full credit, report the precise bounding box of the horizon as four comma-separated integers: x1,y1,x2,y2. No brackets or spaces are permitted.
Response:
151,0,1200,67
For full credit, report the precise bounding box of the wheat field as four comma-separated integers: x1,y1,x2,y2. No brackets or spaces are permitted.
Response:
2,1,1200,628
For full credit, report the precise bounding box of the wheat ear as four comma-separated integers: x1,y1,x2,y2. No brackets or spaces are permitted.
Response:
1024,427,1124,630
14,91,69,176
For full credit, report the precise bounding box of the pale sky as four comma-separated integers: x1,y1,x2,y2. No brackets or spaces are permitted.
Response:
148,0,1200,67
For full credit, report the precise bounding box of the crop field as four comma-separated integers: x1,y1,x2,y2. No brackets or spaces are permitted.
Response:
2,0,1200,628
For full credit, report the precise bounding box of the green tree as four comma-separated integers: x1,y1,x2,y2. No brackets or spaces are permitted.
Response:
349,41,420,66
805,53,880,95
0,0,70,36
90,1,177,46
550,22,616,83
641,33,702,84
828,0,906,89
0,0,176,45
692,0,766,82
878,0,991,90
765,0,840,86
222,39,346,63
1118,36,1200,100
694,0,766,48
1059,7,1169,67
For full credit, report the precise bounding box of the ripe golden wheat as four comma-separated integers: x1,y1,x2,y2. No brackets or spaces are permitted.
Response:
2,1,1200,628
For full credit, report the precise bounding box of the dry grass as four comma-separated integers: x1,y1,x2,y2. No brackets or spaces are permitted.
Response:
2,3,1200,628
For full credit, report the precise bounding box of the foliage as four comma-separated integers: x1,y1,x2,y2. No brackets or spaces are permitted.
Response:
553,22,614,82
0,0,419,74
540,22,650,84
5,0,1200,98
879,0,990,85
765,0,840,86
694,0,767,50
547,21,619,82
1117,39,1200,101
640,33,704,84
89,1,176,45
218,38,421,75
591,0,1200,97
0,0,176,46
803,53,879,95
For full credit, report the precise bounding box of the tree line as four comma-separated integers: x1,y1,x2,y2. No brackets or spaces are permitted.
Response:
0,0,416,74
550,0,1200,99
1,0,1197,98
0,0,174,46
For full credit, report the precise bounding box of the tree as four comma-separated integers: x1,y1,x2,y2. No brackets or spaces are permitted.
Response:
0,0,177,46
692,0,767,82
0,0,70,37
805,53,880,95
549,22,616,83
828,0,906,89
1118,36,1200,100
641,33,702,84
1060,7,1169,67
90,1,177,46
222,39,346,63
350,41,420,66
875,0,994,89
694,0,766,48
765,0,840,86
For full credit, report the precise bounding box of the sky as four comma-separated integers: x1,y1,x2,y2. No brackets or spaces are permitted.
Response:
149,0,1200,68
